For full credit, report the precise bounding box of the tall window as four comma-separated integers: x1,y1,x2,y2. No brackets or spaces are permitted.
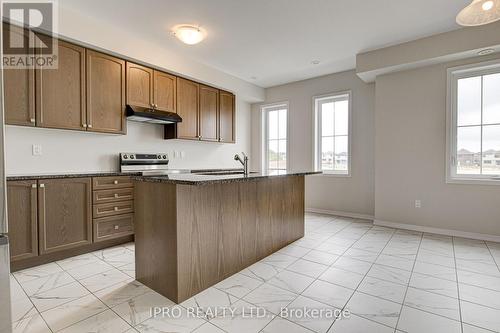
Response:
448,61,500,183
262,103,288,173
314,92,351,175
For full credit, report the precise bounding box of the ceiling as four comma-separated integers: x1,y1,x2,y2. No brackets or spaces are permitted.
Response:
61,0,470,88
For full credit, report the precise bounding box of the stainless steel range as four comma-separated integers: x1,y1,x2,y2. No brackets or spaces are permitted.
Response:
120,153,191,176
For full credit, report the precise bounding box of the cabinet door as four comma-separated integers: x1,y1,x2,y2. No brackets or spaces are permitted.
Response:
36,40,86,130
87,50,126,134
154,70,176,113
199,85,219,141
126,62,153,108
219,91,235,143
38,178,92,255
7,181,38,261
2,23,35,126
176,78,199,139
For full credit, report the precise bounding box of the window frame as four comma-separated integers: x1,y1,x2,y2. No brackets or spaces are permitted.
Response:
261,102,289,173
313,91,352,176
446,59,500,185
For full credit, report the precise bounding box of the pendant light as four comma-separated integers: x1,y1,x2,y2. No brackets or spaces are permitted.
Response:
457,0,500,26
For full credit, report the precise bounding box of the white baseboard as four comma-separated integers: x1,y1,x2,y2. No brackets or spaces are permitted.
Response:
374,220,500,243
306,208,374,221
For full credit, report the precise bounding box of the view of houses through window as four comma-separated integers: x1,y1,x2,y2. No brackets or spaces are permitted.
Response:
314,92,350,174
455,71,500,177
263,104,287,173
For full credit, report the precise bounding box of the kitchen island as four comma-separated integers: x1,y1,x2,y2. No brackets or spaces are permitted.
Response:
132,170,319,303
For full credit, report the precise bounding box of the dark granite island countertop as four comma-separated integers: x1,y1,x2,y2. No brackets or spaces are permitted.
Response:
131,170,321,186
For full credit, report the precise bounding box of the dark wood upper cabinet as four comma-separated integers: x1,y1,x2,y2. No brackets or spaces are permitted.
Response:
7,181,38,262
126,62,153,108
36,40,86,131
38,178,92,255
154,70,176,113
219,91,235,143
3,23,35,127
176,77,199,140
86,50,126,134
199,85,219,141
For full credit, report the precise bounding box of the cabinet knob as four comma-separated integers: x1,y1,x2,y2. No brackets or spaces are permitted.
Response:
87,124,93,128
114,225,119,230
39,184,45,188
31,184,37,188
114,207,119,211
113,180,118,184
30,118,35,123
82,124,87,128
114,193,119,198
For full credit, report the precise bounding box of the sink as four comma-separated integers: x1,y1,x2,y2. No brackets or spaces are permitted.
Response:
196,171,258,176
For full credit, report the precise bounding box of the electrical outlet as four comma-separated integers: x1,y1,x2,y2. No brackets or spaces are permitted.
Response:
32,144,42,156
415,200,422,208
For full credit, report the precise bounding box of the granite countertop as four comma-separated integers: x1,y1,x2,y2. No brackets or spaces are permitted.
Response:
6,171,141,181
131,170,322,186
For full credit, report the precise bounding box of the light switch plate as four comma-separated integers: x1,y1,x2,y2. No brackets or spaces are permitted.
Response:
32,144,42,156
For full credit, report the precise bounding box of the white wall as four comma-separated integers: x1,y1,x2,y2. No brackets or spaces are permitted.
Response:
6,100,250,175
251,70,375,217
375,53,500,237
4,5,262,175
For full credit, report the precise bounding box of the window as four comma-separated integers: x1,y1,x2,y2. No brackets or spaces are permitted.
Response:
447,60,500,183
262,103,288,173
314,92,351,175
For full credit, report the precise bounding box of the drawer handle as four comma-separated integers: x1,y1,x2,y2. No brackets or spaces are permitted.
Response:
114,193,119,198
114,225,119,230
114,207,119,211
113,180,119,185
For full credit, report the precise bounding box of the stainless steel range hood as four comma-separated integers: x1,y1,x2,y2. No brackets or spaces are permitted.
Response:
126,105,182,124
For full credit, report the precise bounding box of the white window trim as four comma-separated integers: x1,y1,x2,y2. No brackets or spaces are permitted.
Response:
446,59,500,185
261,102,289,172
312,90,352,177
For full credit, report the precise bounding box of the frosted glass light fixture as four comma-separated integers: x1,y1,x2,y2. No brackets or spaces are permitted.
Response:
172,25,206,45
457,0,500,26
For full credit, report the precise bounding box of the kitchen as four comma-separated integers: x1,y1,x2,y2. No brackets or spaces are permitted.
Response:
1,1,500,333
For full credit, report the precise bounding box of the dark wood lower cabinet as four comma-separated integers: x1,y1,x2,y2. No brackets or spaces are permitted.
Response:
38,178,93,255
7,181,38,262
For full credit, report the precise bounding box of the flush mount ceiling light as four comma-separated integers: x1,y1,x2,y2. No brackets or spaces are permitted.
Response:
172,25,206,45
456,0,500,26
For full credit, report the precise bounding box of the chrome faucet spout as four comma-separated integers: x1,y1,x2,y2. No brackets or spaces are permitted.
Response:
234,152,249,176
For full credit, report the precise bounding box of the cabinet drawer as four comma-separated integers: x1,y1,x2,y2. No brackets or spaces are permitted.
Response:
93,188,134,204
92,176,133,190
93,214,134,242
93,200,134,218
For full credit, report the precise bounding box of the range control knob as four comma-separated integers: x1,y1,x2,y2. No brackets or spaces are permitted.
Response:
163,155,167,159
123,154,128,159
130,155,135,159
157,155,162,159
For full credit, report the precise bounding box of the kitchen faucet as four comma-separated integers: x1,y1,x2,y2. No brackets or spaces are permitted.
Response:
234,152,249,175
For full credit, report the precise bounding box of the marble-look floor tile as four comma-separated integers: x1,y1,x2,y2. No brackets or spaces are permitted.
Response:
375,254,415,272
79,268,130,293
182,288,239,320
57,253,102,271
413,261,457,282
301,250,339,266
13,263,63,283
332,257,373,275
30,281,90,312
214,273,262,298
456,258,500,277
328,313,394,333
462,323,497,333
243,283,297,315
112,291,175,326
262,316,315,333
240,262,282,282
11,296,37,323
192,322,226,333
209,299,274,333
12,313,51,333
102,251,135,268
352,239,388,253
404,287,460,320
302,279,354,308
457,270,500,291
358,276,407,304
367,264,411,286
118,262,135,278
316,242,351,256
20,271,75,296
460,300,500,332
261,253,297,269
397,306,461,333
283,295,337,333
58,309,131,333
343,248,379,263
416,249,455,268
286,259,329,278
319,267,364,290
459,283,500,309
40,294,107,332
409,273,458,298
345,292,401,328
135,305,206,333
10,276,27,302
267,270,314,294
65,259,115,280
278,244,312,258
93,279,150,307
92,246,131,261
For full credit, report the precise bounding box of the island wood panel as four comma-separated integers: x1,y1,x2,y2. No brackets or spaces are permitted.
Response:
134,175,305,303
7,181,38,261
3,23,35,126
134,181,178,300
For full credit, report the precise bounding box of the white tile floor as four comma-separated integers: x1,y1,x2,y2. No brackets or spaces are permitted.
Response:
9,213,500,333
